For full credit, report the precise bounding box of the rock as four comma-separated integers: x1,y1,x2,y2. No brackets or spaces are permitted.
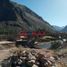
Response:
32,64,38,67
28,53,36,60
20,57,26,60
22,50,26,54
17,59,22,65
49,56,55,63
0,64,2,67
28,60,36,63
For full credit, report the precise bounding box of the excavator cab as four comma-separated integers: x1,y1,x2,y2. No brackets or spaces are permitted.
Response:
16,32,37,48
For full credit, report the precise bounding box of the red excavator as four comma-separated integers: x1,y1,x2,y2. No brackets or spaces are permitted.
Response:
16,31,45,48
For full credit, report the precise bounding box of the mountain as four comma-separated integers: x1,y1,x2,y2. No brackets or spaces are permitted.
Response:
61,26,67,32
0,0,55,38
53,25,64,31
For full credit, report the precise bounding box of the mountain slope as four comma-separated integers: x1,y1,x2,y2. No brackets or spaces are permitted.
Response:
61,26,67,32
0,0,56,38
53,25,64,31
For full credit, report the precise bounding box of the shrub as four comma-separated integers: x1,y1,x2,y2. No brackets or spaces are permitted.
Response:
50,41,61,50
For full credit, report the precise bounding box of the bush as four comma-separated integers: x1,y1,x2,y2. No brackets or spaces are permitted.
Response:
50,41,61,50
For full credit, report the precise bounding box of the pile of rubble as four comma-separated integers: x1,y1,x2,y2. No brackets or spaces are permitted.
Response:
0,48,63,67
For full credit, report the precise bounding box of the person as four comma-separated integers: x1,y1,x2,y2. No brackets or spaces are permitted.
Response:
27,37,36,48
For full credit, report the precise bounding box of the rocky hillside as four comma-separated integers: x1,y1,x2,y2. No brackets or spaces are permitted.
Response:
0,0,55,38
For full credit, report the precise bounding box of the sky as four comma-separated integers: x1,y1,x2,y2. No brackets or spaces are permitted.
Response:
11,0,67,27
